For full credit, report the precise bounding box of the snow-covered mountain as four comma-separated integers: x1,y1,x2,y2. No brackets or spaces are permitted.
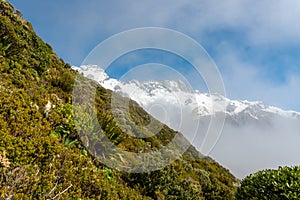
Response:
73,65,300,179
73,65,300,124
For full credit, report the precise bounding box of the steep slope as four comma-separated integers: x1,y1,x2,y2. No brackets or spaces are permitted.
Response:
0,1,237,199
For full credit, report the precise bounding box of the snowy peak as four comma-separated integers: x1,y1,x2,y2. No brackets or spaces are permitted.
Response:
72,65,300,124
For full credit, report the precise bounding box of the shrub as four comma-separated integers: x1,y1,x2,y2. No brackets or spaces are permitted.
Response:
236,166,300,200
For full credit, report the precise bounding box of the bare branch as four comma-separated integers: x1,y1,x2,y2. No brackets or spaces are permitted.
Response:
51,184,73,200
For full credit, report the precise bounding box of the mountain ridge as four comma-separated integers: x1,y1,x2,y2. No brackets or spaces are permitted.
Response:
73,64,300,125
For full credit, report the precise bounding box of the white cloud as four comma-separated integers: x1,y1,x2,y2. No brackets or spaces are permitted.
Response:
213,42,300,111
71,0,300,45
22,0,300,69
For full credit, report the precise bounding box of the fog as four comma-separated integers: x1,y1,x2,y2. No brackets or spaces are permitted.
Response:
142,98,300,179
209,116,300,179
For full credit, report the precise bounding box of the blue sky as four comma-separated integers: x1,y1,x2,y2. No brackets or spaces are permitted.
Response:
9,0,300,111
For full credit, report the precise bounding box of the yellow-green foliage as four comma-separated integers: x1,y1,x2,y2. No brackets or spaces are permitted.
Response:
0,0,237,199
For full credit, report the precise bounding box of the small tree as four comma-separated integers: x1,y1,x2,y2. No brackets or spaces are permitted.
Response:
236,166,300,200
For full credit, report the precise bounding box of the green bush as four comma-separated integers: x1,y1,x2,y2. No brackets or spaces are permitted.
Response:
236,166,300,200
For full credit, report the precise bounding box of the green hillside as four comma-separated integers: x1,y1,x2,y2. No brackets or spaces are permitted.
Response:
0,0,237,199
